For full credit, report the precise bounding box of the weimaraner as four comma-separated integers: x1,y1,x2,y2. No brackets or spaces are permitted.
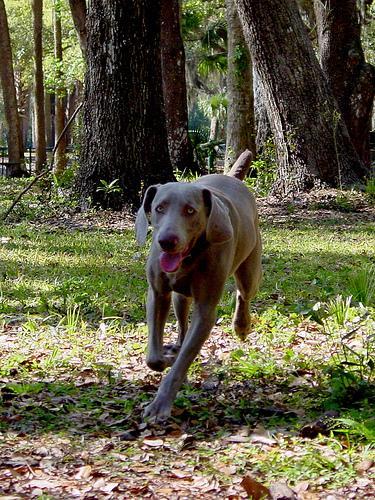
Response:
135,169,262,421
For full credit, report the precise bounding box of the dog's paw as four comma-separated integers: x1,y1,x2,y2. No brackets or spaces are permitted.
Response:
146,356,168,372
233,315,259,341
143,397,172,423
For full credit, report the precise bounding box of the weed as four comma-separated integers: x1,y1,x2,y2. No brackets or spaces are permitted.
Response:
349,265,375,306
365,177,375,198
327,295,352,326
334,417,375,443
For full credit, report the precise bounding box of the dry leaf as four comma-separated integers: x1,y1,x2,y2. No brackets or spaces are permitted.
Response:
27,479,60,489
143,438,164,448
75,465,92,480
355,459,373,473
240,475,271,499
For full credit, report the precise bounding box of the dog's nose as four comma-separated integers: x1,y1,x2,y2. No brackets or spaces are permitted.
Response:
158,234,179,252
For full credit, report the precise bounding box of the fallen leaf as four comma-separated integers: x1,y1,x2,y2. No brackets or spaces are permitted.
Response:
100,482,119,493
269,481,296,499
27,479,60,489
143,438,164,448
355,459,373,473
75,465,92,480
240,475,271,499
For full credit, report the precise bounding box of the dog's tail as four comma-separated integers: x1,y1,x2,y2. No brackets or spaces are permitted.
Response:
227,149,253,181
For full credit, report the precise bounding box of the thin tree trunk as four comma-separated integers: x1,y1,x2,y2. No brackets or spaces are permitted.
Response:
32,0,47,173
235,0,367,196
225,0,255,171
0,0,27,177
44,92,53,149
76,0,174,209
68,0,87,58
314,0,375,167
160,0,200,174
53,2,67,175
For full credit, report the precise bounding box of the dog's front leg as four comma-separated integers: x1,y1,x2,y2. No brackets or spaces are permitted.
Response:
146,287,171,372
144,301,217,422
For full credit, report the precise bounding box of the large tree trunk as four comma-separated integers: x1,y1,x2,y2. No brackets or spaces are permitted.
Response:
76,0,174,210
53,2,67,176
32,0,47,173
160,0,200,174
0,0,27,177
253,67,272,153
68,0,87,58
225,0,255,171
314,0,375,167
235,0,368,196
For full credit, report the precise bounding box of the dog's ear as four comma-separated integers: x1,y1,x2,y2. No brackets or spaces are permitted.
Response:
135,185,159,245
202,189,233,243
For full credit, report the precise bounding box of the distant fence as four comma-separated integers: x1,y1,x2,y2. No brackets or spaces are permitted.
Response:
0,146,74,177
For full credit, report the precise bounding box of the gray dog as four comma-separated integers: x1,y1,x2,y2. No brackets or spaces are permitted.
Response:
135,170,262,421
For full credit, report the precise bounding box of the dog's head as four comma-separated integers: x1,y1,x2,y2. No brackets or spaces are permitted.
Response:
135,182,233,273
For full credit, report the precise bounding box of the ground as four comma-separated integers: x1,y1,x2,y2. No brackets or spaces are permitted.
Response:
0,183,374,499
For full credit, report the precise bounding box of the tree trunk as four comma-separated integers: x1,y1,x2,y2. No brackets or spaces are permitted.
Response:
68,0,87,58
53,2,67,176
32,0,47,173
44,92,53,149
76,0,174,210
224,0,255,171
160,0,200,174
0,0,27,177
235,0,368,196
253,66,272,153
314,0,375,167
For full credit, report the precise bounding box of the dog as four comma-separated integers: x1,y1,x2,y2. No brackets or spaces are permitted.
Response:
135,168,262,421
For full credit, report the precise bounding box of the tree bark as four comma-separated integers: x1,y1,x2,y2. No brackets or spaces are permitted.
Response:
235,0,368,196
160,0,200,174
32,0,47,173
225,0,255,171
53,2,67,176
0,0,27,177
44,92,53,149
76,0,174,210
68,0,87,58
253,66,272,153
314,0,375,167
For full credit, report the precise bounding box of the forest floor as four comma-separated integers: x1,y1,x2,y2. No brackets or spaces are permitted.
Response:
0,179,374,499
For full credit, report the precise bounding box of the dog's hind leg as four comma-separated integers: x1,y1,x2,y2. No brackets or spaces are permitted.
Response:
163,293,192,366
233,239,262,340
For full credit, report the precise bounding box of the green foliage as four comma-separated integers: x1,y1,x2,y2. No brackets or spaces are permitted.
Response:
349,265,375,306
365,177,375,198
334,417,375,443
197,52,227,78
233,43,249,79
246,138,277,196
198,93,227,120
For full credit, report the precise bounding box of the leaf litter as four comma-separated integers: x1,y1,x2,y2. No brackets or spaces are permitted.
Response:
0,195,374,498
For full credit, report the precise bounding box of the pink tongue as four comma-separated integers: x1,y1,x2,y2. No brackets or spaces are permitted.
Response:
160,252,184,273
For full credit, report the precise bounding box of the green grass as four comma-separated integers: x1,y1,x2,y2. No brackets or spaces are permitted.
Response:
0,178,374,496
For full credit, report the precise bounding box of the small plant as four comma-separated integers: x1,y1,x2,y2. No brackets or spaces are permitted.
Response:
365,177,375,198
247,138,277,196
327,295,352,326
334,417,375,443
96,179,122,201
349,265,375,306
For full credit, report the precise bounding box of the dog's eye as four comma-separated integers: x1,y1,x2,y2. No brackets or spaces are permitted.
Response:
155,205,164,213
185,206,195,215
